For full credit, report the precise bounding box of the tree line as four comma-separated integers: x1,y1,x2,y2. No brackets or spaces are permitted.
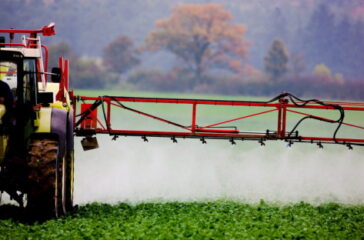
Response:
48,3,362,100
3,0,363,100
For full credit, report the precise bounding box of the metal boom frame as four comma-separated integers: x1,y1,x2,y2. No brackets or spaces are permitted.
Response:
73,93,364,148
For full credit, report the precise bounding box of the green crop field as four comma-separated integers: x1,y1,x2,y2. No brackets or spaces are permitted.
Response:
1,90,364,239
1,201,364,239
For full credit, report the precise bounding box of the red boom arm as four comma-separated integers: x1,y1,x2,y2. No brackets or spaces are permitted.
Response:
73,93,364,148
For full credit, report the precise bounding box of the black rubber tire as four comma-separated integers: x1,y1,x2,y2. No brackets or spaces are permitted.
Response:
64,149,74,213
26,138,65,218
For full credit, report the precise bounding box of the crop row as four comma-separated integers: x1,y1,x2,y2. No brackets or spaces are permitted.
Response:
1,201,364,239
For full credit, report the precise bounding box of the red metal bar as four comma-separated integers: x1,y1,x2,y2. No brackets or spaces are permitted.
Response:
202,108,277,129
77,96,364,111
74,95,364,146
82,129,267,139
282,104,287,138
110,102,191,131
107,98,111,130
285,104,364,111
42,45,49,73
96,118,106,130
75,128,364,144
56,57,69,102
277,105,282,137
340,122,364,130
78,96,281,107
300,136,364,143
286,109,364,129
55,57,64,101
192,103,197,132
64,59,69,90
286,100,364,107
36,59,42,83
195,128,239,133
0,23,56,36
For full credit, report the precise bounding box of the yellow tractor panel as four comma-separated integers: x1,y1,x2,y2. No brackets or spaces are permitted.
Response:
34,107,52,133
0,104,6,163
0,136,8,164
0,104,6,123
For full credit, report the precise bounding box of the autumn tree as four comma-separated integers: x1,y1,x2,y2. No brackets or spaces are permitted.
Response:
145,3,248,84
103,35,140,74
264,39,289,80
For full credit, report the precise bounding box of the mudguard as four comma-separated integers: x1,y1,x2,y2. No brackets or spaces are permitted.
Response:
67,111,74,152
34,107,70,158
50,108,68,158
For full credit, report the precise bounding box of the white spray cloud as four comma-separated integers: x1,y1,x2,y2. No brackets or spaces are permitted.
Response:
75,136,364,205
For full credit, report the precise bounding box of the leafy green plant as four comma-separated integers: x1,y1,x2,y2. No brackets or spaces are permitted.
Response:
1,201,364,239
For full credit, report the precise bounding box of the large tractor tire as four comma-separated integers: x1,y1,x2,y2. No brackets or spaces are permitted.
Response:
26,137,73,219
64,149,74,212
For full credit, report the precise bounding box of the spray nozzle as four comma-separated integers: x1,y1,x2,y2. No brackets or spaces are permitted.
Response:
171,136,177,143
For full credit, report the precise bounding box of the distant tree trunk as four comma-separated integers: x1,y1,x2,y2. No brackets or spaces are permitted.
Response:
194,55,203,84
264,39,289,81
193,41,209,84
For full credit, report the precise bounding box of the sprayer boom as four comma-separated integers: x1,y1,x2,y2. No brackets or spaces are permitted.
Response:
73,93,364,150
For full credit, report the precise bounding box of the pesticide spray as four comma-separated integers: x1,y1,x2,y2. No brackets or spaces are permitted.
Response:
75,135,364,205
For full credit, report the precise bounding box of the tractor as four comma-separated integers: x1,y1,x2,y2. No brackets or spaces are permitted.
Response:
1,23,364,219
0,23,74,218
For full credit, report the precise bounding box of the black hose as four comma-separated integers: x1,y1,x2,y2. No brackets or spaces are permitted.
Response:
75,100,102,127
285,94,344,143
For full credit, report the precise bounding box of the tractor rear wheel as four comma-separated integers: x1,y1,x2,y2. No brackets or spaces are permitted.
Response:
26,138,67,218
64,149,74,213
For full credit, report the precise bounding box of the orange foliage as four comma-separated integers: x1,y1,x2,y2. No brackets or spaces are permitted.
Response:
145,3,249,81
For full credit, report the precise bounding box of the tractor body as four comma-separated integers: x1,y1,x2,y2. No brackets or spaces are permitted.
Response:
0,23,74,218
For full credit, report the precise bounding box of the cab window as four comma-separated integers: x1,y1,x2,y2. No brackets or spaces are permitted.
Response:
23,59,37,104
0,61,17,96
